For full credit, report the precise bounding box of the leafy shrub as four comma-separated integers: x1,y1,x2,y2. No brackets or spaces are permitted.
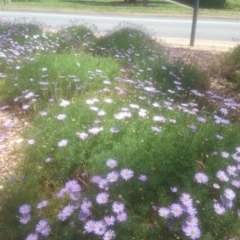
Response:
175,0,227,9
220,45,240,87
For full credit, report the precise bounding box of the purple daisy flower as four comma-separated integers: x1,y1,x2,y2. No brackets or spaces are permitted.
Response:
98,110,106,116
194,172,208,184
186,206,197,216
56,114,67,120
98,178,109,190
91,175,102,184
26,233,38,240
170,187,178,193
65,180,81,193
120,169,134,181
88,127,103,135
57,211,67,221
84,220,95,233
103,229,116,240
37,200,49,209
106,158,118,168
221,151,229,158
104,215,116,226
231,180,240,188
151,126,162,133
213,203,225,215
152,205,158,211
153,116,166,123
19,204,31,215
56,188,68,198
45,157,52,163
224,188,236,201
58,139,68,147
112,201,125,213
35,219,48,234
110,126,119,133
40,225,51,237
81,198,92,212
184,216,199,227
226,165,238,177
170,203,183,217
93,221,106,235
138,175,148,182
19,214,31,224
106,171,119,183
158,207,170,219
76,132,89,140
117,211,128,222
180,193,193,207
59,99,70,107
62,204,75,218
78,210,91,222
216,170,229,182
183,225,201,239
96,192,109,204
197,116,207,123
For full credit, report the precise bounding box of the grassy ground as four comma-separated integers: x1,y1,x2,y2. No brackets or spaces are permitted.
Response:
1,18,240,240
0,0,240,18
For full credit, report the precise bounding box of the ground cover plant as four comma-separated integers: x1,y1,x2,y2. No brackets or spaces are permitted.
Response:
1,17,240,240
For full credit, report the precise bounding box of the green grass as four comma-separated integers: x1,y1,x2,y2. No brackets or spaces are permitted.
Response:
1,20,240,240
1,0,192,14
1,0,240,17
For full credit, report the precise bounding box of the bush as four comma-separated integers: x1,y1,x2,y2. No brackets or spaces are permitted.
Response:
175,0,227,9
220,45,240,87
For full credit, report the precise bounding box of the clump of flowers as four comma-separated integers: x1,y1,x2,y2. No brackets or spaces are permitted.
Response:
19,201,51,239
19,204,31,224
54,158,146,238
20,158,147,240
158,192,201,239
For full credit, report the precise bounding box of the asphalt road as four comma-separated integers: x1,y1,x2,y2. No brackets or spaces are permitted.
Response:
0,11,240,42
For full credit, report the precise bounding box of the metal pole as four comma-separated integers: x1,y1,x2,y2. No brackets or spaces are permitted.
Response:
190,0,200,46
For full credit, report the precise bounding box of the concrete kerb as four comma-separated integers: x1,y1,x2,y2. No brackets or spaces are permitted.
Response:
155,37,239,52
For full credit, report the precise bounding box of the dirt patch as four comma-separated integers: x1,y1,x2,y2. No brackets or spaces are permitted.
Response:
0,108,26,186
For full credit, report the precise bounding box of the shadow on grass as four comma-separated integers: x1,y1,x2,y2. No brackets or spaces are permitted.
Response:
59,0,173,7
169,0,193,7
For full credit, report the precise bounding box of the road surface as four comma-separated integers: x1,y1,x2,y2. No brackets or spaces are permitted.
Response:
0,11,239,42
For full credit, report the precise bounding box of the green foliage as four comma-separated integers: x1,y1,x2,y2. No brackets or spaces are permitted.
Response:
175,0,227,9
220,45,240,87
1,21,240,240
55,24,96,53
0,53,120,107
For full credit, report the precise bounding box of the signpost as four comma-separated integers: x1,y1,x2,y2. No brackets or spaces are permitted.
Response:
190,0,200,46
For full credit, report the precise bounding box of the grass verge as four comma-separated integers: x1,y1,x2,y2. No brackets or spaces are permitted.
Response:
0,0,240,18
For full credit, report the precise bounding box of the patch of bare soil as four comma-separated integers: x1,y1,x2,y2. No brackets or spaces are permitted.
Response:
0,108,26,187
